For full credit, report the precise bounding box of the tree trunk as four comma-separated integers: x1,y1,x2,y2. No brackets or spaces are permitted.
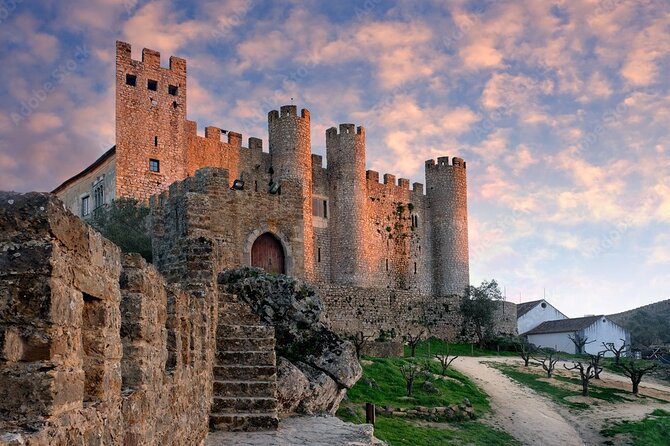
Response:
406,378,414,397
581,380,589,396
632,378,640,395
524,356,530,367
410,344,417,357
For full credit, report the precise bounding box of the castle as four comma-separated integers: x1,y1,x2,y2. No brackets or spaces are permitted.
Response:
53,41,481,339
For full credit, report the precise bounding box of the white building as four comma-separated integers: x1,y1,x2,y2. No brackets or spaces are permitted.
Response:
517,299,568,335
524,315,631,356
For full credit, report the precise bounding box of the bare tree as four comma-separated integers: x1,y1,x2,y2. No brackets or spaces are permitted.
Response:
601,340,629,365
568,333,596,355
349,331,373,360
564,358,600,396
399,362,424,397
533,348,560,378
435,343,459,376
515,339,536,367
404,330,425,358
592,351,605,379
619,359,657,395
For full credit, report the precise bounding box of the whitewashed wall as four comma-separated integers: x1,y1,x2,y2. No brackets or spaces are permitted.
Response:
527,317,630,356
518,300,567,334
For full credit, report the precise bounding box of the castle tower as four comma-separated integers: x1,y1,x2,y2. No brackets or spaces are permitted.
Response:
115,41,187,202
425,157,469,296
267,105,314,280
326,124,367,285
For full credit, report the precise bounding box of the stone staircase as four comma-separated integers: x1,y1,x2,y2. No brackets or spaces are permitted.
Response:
210,293,279,432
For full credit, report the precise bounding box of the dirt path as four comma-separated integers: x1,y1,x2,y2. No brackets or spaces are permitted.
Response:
452,356,585,446
452,357,670,446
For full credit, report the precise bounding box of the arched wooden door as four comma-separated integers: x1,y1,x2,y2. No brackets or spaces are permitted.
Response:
251,232,285,274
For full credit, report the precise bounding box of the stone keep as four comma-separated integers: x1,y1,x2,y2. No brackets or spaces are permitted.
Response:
53,41,472,339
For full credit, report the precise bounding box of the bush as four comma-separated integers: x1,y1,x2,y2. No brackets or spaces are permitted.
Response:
88,198,152,262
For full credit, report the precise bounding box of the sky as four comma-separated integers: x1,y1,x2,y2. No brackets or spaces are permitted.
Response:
0,0,668,317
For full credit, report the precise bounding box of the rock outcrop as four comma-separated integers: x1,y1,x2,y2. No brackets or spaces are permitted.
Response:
218,268,362,414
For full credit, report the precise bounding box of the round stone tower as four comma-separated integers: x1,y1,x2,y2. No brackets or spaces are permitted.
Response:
267,105,314,280
425,156,469,296
326,124,367,285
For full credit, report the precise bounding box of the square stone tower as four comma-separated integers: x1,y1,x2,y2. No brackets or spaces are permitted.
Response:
115,41,188,201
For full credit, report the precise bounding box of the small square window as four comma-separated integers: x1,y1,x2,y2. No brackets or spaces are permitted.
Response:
168,85,178,96
147,79,157,91
126,74,136,86
150,159,160,172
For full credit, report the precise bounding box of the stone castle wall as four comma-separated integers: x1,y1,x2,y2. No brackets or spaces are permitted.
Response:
0,192,217,445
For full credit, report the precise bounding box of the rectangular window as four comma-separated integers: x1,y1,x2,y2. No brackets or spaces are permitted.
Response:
81,196,90,216
168,85,178,96
93,184,104,210
147,79,157,91
150,159,160,172
125,74,136,86
312,198,328,218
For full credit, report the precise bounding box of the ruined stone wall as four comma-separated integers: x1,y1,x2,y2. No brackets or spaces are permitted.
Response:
0,192,217,445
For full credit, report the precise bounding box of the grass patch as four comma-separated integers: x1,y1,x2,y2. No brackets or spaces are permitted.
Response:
406,337,517,358
373,415,519,446
337,356,519,445
493,363,631,409
349,357,489,413
602,409,670,446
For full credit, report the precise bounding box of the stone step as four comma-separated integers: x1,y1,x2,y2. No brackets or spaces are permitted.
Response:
217,324,274,339
214,365,276,381
217,350,275,366
219,314,261,326
213,380,276,398
218,337,275,352
212,396,277,414
209,412,279,432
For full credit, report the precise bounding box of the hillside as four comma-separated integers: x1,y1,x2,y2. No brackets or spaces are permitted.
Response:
608,299,670,347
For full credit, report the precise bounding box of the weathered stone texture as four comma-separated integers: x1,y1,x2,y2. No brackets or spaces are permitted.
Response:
0,192,217,445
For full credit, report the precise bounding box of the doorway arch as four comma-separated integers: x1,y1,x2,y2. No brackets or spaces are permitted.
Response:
251,232,285,274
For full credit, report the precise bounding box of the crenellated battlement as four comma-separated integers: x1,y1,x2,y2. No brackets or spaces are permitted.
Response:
425,156,467,170
188,122,261,149
326,124,365,142
268,105,310,124
116,41,186,74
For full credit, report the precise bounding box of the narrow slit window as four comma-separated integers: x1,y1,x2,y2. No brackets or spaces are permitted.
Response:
125,74,137,86
323,200,328,218
168,85,178,96
150,159,160,172
154,136,158,147
414,262,417,274
385,259,389,271
147,79,158,91
317,248,321,263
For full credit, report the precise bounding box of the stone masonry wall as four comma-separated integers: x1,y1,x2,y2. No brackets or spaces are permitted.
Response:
317,285,463,341
0,192,217,445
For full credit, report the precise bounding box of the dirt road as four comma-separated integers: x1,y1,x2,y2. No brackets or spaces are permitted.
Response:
452,357,585,446
452,357,670,446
